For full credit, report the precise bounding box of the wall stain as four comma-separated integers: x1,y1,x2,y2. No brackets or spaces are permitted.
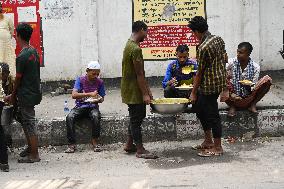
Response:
44,0,74,20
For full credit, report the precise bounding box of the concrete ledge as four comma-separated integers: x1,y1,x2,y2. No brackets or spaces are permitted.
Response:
6,109,284,147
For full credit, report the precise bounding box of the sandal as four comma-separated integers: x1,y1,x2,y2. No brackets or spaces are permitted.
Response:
136,151,158,159
18,156,41,163
0,163,9,172
93,145,102,152
19,146,31,157
191,144,214,150
124,144,137,153
64,145,76,153
197,150,223,157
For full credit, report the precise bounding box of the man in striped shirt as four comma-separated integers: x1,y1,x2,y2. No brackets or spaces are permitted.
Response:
226,42,272,116
188,16,227,157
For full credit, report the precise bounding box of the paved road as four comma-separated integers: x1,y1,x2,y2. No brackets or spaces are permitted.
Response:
1,137,283,189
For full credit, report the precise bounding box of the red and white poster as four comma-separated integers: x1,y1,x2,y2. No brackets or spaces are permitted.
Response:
133,0,206,60
1,0,44,66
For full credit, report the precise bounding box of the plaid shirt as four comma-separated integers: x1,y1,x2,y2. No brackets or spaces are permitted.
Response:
197,32,227,95
226,57,260,97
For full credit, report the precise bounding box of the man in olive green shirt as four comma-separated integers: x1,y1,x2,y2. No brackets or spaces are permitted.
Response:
121,21,157,159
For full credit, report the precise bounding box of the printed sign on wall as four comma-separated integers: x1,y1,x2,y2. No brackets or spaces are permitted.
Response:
133,0,206,60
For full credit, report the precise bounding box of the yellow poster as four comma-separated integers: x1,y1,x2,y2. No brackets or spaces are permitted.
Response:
133,0,206,60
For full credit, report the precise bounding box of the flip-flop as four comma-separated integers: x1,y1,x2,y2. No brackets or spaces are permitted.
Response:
197,151,223,157
191,144,214,150
18,157,41,163
136,152,158,159
93,145,102,152
124,144,137,153
0,163,9,172
65,146,76,153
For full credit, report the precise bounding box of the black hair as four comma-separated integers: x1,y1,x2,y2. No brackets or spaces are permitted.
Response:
16,23,33,42
132,21,148,33
238,42,253,54
176,44,189,53
0,62,10,73
188,16,208,33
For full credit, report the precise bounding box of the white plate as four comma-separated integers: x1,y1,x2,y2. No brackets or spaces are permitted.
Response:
84,96,102,103
176,86,193,91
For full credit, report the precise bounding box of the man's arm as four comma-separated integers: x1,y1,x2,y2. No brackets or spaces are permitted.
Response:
8,75,21,104
97,82,106,103
9,55,25,104
226,58,234,79
191,60,199,84
162,64,172,88
190,51,207,103
133,60,151,103
132,48,151,104
71,89,98,99
71,77,98,99
145,78,153,100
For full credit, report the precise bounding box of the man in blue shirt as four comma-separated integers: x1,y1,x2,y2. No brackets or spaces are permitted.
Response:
65,61,106,153
162,45,198,98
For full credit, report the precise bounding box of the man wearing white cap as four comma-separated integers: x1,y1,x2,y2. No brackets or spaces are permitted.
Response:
65,61,106,153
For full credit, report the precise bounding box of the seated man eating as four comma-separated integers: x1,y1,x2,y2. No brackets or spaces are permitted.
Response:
162,44,198,98
65,61,106,153
226,42,272,116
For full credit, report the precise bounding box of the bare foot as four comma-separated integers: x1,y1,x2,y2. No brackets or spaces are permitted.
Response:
227,106,236,117
248,104,258,113
124,143,137,153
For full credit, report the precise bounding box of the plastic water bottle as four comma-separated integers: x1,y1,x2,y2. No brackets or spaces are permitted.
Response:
64,100,70,116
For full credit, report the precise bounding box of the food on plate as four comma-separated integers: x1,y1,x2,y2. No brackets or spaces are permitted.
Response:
181,66,197,74
151,98,190,104
177,83,193,88
239,80,253,85
85,95,102,103
181,66,192,74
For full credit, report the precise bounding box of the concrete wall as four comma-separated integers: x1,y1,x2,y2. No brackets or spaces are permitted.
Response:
39,0,284,81
8,109,284,146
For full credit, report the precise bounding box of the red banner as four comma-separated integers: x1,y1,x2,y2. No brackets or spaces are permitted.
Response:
140,25,199,48
2,0,44,66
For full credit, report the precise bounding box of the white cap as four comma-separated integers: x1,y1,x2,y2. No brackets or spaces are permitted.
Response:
87,61,100,70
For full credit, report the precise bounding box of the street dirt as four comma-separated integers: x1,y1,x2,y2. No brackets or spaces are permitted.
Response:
0,137,283,189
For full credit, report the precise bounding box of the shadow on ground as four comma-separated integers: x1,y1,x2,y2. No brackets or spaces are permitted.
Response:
147,141,264,170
